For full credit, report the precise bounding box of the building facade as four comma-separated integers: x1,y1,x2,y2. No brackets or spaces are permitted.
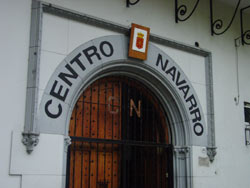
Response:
1,0,250,188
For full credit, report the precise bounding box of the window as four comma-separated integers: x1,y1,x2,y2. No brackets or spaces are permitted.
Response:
244,102,250,145
244,102,250,124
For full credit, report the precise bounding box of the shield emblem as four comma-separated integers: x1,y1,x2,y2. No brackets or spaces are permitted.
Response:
136,32,144,49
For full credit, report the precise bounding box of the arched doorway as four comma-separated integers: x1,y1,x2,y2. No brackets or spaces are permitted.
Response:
37,35,211,188
66,76,173,188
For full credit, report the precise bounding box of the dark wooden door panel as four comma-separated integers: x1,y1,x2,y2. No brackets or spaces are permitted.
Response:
66,76,171,188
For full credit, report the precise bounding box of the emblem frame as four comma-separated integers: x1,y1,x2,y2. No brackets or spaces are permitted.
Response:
129,23,150,60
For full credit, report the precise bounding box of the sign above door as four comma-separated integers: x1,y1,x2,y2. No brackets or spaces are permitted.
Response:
128,23,150,60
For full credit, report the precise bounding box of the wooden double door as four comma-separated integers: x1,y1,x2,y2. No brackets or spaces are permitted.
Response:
66,76,172,188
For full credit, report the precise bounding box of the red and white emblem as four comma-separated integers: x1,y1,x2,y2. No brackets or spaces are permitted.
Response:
129,23,150,60
136,32,144,49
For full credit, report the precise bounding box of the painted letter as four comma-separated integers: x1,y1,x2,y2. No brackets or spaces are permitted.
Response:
166,66,176,81
179,84,190,99
100,41,114,57
185,94,197,111
190,108,202,123
50,80,69,102
130,99,141,118
176,71,186,86
45,99,62,119
193,122,204,136
108,96,119,114
156,54,169,71
70,53,86,71
83,45,101,64
58,64,78,86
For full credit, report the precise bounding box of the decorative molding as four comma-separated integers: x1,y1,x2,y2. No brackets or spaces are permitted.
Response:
174,146,190,160
22,132,40,154
42,3,210,57
175,0,200,23
207,146,217,162
64,136,72,152
23,0,43,153
39,3,215,146
210,0,241,36
174,146,190,154
37,35,207,145
205,53,216,163
240,5,250,45
126,0,140,7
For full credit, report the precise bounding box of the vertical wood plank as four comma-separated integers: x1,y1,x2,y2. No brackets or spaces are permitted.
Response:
90,143,97,188
106,81,114,188
82,149,90,188
74,150,82,188
97,80,106,186
83,88,91,188
83,88,91,138
91,83,98,138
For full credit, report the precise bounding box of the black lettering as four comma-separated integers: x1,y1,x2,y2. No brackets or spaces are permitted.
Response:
83,45,101,64
185,94,197,111
58,64,78,86
179,84,190,99
166,66,176,81
156,54,169,71
190,108,202,123
193,122,204,136
70,53,86,71
45,99,62,119
50,80,69,102
176,71,186,86
100,41,114,57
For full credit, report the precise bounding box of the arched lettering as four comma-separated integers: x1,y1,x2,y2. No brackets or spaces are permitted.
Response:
179,84,190,99
193,122,204,136
83,45,101,64
50,80,69,102
58,64,78,87
156,54,169,71
70,53,86,71
165,66,176,81
100,41,114,57
45,99,62,119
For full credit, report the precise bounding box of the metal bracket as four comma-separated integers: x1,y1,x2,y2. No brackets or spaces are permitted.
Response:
240,5,250,45
175,0,200,23
126,0,140,7
206,146,217,162
22,132,40,154
210,0,241,36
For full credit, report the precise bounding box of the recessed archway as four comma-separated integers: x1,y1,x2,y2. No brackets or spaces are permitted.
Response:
37,35,208,188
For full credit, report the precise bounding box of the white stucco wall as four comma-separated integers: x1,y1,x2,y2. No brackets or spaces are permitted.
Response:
1,0,250,188
0,0,31,187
